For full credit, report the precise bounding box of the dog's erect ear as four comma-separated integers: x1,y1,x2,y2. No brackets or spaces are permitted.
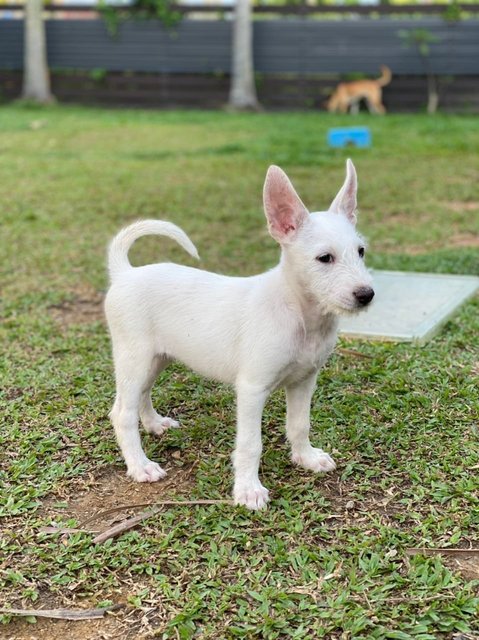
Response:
329,159,358,225
263,166,309,244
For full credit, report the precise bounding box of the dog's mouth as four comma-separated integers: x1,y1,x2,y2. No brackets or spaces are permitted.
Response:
332,289,375,316
335,305,365,317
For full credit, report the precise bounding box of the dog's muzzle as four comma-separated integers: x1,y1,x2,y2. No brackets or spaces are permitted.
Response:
353,286,375,307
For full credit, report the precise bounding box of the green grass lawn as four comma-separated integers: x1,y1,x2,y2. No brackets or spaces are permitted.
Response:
1,104,478,639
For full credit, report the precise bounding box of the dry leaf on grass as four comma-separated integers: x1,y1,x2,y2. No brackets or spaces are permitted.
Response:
406,548,479,557
0,604,123,620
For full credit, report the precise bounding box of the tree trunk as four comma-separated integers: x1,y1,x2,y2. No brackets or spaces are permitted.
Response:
426,73,439,114
22,0,54,103
228,0,260,111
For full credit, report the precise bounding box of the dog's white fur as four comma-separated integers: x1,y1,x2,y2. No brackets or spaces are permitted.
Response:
105,160,374,510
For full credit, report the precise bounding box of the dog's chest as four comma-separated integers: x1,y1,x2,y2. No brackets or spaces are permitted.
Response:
279,323,338,386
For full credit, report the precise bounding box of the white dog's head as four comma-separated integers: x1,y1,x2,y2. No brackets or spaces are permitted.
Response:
263,160,374,316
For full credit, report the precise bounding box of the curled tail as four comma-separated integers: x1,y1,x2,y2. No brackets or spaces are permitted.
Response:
377,65,392,87
108,219,200,281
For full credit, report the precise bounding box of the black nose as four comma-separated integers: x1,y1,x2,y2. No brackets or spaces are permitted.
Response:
354,286,375,306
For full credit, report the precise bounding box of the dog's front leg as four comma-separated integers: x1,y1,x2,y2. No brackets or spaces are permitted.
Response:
286,373,337,474
233,382,270,510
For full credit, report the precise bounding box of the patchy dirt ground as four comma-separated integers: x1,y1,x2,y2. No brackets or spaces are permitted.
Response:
376,230,479,255
445,201,479,213
6,463,200,640
48,287,105,328
447,554,479,582
5,614,129,640
373,200,479,255
405,232,479,255
41,460,200,534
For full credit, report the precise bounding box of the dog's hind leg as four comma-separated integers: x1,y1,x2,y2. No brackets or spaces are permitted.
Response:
139,354,179,436
286,374,336,474
367,92,386,114
110,348,167,482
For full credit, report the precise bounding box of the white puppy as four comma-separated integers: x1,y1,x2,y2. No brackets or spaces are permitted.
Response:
104,160,374,510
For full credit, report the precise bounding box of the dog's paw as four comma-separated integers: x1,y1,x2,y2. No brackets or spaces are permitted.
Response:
128,460,167,483
143,415,180,436
234,482,270,511
292,447,336,473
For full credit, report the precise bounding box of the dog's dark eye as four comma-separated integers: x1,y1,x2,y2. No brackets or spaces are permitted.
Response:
358,247,365,258
317,254,334,264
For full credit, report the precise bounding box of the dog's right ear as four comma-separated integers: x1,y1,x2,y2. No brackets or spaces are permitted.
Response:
263,166,309,244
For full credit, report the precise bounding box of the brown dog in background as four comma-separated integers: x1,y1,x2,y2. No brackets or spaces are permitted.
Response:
326,66,392,114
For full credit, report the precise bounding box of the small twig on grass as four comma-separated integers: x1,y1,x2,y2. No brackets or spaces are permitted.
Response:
90,499,233,544
0,604,123,620
81,498,233,529
79,502,161,528
406,548,479,557
337,348,373,359
92,508,162,544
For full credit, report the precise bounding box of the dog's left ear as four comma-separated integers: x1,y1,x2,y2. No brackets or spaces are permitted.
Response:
263,165,309,244
329,159,358,225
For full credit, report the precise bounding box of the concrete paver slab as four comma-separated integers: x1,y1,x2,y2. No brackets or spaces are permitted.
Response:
339,270,479,344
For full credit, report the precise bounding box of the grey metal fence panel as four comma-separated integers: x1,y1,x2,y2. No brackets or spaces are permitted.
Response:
1,18,478,75
46,20,232,73
253,20,479,75
0,20,23,68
